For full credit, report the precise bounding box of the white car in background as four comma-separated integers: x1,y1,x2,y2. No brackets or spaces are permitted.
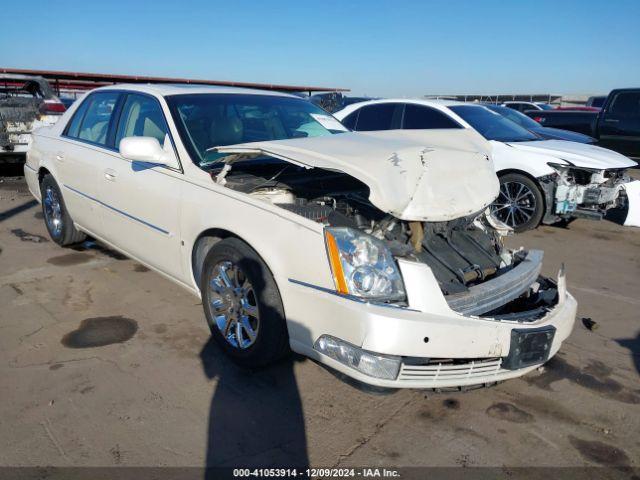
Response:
25,84,576,389
335,99,638,232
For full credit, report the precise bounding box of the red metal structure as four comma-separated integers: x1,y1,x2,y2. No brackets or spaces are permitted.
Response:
0,67,348,96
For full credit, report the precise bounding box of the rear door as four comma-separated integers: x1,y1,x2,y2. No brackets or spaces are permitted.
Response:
97,92,184,278
58,91,121,234
599,90,640,159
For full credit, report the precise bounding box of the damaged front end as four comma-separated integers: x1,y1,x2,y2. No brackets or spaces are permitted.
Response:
543,163,632,222
200,130,576,386
214,155,561,323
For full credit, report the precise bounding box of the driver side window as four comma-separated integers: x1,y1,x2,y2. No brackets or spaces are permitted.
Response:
115,94,169,149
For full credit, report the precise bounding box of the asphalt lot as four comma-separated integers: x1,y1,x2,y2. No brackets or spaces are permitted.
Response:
0,166,638,476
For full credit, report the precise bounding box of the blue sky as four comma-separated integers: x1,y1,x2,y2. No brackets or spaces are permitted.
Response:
1,0,638,97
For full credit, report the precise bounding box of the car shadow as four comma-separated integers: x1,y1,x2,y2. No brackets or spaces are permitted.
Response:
200,341,308,477
615,333,640,377
199,256,309,479
0,161,25,177
0,199,38,222
545,206,628,230
131,160,169,172
70,239,128,260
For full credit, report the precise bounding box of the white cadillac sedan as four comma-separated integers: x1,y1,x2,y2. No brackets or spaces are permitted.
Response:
25,84,576,389
335,99,638,232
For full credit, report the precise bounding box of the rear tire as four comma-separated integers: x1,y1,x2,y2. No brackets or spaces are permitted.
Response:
491,173,544,233
200,237,290,368
40,174,86,246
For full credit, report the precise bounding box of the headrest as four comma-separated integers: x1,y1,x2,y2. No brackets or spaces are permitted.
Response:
209,116,243,146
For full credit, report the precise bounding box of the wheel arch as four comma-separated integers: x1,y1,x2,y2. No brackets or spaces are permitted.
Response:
190,228,280,296
495,168,548,213
38,166,52,183
494,168,555,229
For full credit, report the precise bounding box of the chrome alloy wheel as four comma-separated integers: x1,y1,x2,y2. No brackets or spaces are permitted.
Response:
208,261,260,349
491,181,537,228
43,186,63,236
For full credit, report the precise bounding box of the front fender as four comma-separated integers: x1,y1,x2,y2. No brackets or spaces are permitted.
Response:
180,180,333,299
490,140,559,178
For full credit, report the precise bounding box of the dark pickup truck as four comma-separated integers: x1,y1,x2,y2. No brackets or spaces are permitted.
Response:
526,89,640,160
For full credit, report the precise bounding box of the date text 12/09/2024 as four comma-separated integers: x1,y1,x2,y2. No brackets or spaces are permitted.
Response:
233,468,400,478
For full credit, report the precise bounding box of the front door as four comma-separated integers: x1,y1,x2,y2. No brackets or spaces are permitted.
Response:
97,93,184,279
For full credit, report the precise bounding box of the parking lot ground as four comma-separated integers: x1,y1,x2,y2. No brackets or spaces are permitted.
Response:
0,170,639,476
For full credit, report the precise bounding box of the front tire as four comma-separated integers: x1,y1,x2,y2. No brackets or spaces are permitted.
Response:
40,174,86,246
200,237,290,368
491,173,544,233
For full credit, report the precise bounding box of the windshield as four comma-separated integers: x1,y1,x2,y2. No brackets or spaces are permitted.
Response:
485,105,541,129
450,105,539,142
166,93,347,167
537,103,555,110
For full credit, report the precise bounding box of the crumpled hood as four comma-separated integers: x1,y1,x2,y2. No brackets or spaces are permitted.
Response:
212,129,499,222
507,140,637,169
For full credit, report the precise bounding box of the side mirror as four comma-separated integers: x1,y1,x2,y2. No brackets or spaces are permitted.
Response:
119,135,178,169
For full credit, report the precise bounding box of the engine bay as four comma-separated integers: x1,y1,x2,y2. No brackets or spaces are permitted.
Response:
211,159,559,318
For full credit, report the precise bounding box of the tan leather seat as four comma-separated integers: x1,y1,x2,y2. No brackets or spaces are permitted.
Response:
209,116,243,147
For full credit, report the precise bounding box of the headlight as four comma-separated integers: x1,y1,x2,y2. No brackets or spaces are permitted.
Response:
547,162,601,185
547,161,602,173
324,227,405,301
547,161,568,172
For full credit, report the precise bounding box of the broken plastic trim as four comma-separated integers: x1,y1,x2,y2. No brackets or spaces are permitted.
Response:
445,250,543,316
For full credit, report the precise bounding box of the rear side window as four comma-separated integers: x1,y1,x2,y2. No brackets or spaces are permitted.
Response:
341,111,358,130
506,103,527,112
65,98,90,138
403,104,461,129
77,92,119,145
608,92,640,115
354,104,401,131
115,94,169,148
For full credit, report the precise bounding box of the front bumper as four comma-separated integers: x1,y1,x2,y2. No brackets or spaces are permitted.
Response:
284,262,577,389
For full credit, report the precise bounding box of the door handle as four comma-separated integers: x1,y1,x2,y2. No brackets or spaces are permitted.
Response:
55,153,64,162
104,169,117,181
604,118,619,123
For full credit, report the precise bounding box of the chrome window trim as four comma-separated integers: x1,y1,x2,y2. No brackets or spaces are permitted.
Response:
60,89,184,174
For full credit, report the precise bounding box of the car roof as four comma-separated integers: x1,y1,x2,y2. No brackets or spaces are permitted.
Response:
334,97,482,119
359,98,466,107
93,83,298,98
